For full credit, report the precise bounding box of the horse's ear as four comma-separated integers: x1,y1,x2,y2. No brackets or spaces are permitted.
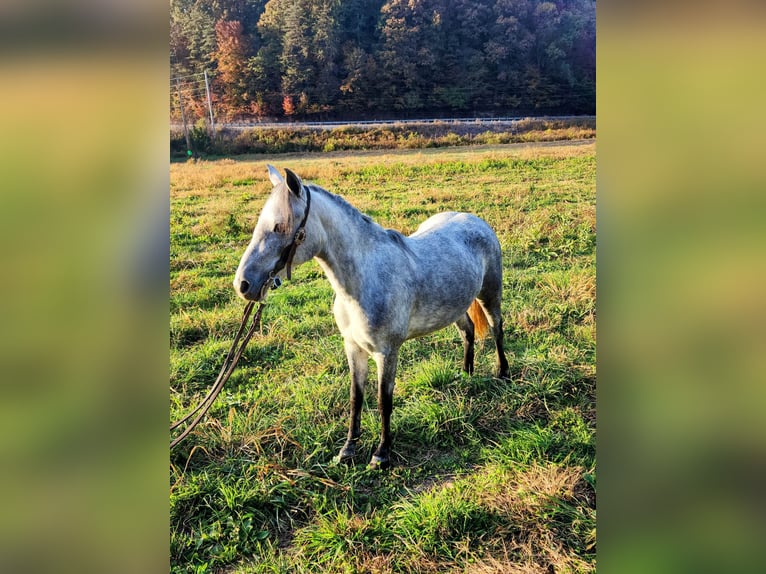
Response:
267,164,284,187
284,168,303,197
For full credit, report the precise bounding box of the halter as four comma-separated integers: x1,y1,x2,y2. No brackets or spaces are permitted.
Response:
266,183,312,289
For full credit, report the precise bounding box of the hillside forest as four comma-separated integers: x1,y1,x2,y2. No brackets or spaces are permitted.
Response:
170,0,595,121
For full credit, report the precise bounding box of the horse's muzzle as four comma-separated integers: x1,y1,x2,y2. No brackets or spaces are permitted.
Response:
233,275,262,301
234,273,280,301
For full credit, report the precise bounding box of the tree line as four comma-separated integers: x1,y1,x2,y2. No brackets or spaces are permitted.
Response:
171,0,595,121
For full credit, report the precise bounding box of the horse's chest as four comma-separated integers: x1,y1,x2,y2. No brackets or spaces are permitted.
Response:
333,296,401,353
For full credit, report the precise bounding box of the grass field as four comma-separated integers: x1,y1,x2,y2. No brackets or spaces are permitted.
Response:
170,141,596,573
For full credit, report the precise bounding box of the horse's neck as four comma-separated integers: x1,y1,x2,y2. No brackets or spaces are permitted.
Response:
312,191,374,300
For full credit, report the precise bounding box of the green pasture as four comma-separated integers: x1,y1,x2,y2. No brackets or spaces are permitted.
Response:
170,141,596,573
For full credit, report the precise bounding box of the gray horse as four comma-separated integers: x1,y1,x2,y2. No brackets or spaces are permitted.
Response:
234,166,509,469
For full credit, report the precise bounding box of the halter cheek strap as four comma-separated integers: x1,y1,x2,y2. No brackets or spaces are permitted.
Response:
268,184,312,284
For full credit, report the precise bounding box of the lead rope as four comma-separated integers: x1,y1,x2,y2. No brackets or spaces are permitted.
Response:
170,185,311,450
170,300,265,450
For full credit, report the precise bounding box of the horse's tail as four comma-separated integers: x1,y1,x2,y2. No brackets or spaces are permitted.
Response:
468,300,490,340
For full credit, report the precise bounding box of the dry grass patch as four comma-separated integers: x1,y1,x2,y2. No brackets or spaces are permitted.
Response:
471,464,595,573
464,542,593,574
541,270,596,313
374,462,595,574
170,160,253,194
170,141,594,191
514,308,561,335
480,463,583,515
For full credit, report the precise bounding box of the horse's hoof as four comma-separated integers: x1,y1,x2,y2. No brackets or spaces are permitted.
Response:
368,455,390,470
335,443,356,464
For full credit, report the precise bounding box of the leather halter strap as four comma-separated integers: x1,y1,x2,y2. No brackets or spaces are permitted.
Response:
269,183,311,282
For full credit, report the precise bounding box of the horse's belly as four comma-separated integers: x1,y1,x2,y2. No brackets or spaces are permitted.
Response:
405,245,485,340
406,298,473,340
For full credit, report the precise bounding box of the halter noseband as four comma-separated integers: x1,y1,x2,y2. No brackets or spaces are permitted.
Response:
264,184,312,293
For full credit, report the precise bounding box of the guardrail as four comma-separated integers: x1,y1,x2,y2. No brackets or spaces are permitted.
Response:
171,115,595,131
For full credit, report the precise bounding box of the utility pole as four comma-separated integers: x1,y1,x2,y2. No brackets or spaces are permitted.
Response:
203,70,215,132
175,77,193,159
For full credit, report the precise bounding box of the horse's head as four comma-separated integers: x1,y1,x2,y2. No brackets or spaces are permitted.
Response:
233,165,311,301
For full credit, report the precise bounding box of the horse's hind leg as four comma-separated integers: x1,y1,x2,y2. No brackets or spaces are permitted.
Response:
455,313,475,375
478,283,510,380
337,340,368,463
489,311,510,380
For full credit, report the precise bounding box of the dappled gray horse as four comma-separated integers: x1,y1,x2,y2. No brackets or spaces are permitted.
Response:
234,166,509,469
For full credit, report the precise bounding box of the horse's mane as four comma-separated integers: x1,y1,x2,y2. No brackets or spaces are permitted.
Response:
308,184,373,226
307,184,414,256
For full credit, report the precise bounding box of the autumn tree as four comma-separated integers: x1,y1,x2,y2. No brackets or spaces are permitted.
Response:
213,19,252,119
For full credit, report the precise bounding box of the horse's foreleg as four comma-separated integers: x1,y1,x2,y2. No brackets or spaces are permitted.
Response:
455,313,475,375
337,340,368,463
369,349,398,470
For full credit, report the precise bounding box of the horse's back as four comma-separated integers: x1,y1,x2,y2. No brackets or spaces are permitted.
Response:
410,211,501,260
400,211,502,338
411,211,475,236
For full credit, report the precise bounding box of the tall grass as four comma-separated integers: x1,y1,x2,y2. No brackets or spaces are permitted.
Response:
171,118,596,159
170,142,595,573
